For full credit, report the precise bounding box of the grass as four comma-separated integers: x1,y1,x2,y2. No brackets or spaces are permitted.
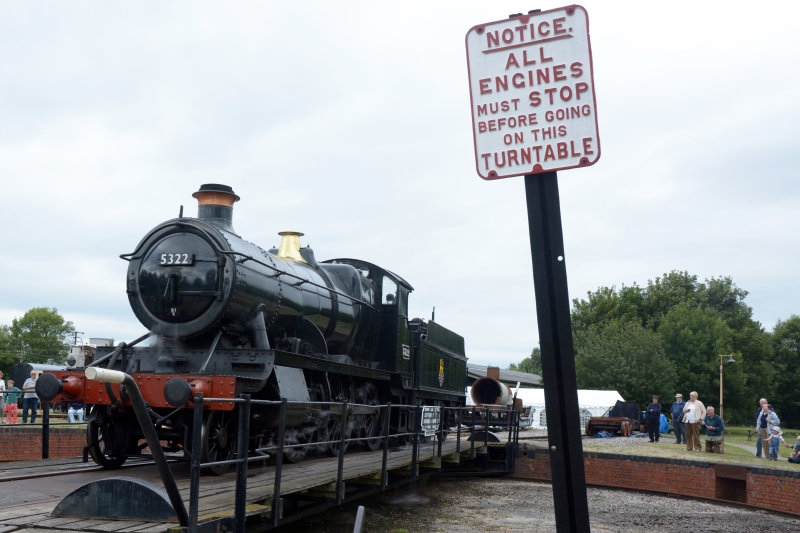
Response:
584,426,800,469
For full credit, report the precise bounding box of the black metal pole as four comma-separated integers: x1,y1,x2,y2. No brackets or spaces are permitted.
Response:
470,406,476,460
525,171,590,532
41,402,50,459
336,400,348,505
189,393,204,532
381,403,391,490
272,399,287,526
437,407,444,457
455,407,462,454
234,394,251,533
411,404,421,482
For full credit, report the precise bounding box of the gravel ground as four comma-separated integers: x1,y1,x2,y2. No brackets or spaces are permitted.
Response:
277,434,800,532
279,476,800,532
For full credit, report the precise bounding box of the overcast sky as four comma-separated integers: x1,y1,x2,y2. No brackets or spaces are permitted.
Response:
1,1,798,367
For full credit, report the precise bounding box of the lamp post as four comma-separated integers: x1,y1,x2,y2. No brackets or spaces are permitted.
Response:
719,354,735,420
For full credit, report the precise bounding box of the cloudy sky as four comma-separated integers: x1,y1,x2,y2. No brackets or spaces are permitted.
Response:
1,1,798,367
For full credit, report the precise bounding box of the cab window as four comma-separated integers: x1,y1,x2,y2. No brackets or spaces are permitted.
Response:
382,277,398,305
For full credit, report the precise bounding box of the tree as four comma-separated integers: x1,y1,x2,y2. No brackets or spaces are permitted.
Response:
9,307,74,364
573,318,674,406
656,302,748,420
509,347,542,375
772,316,800,428
0,325,16,369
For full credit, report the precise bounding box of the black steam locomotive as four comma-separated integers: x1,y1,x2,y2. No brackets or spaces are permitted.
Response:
39,184,467,469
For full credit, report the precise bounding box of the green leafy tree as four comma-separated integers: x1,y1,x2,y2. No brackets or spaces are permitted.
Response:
573,318,674,406
571,271,764,423
9,307,74,364
0,325,16,373
509,347,542,375
772,316,800,428
572,285,646,332
656,302,748,418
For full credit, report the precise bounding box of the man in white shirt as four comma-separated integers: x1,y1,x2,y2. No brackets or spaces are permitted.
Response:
22,371,39,424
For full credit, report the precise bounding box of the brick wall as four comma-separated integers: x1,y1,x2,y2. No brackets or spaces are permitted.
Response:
515,442,800,516
0,426,86,461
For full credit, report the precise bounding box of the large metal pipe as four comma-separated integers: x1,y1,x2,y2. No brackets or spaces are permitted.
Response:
85,367,189,527
470,376,511,406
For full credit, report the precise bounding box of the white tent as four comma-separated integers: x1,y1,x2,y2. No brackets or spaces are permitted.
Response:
467,386,624,429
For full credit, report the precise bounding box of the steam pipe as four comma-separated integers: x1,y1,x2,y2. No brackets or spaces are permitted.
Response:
85,367,189,527
470,376,512,406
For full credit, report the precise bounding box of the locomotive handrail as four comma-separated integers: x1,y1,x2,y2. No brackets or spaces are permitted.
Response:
121,229,379,312
87,332,152,368
217,250,379,312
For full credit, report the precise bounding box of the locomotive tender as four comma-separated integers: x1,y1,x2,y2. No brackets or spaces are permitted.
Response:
38,184,467,469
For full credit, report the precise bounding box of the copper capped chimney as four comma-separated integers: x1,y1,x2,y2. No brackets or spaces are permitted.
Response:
192,183,239,232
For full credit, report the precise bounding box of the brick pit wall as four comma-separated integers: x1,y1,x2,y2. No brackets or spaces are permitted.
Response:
0,425,86,461
515,442,800,517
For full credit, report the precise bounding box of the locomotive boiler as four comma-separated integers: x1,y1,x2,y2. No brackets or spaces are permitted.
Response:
38,184,467,470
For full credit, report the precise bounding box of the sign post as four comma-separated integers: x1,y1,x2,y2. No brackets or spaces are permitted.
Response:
465,6,599,532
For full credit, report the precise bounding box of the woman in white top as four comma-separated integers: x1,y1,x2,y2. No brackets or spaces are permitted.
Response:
683,391,706,451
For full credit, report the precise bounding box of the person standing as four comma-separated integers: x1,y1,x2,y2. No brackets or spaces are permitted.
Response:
4,380,21,424
671,393,686,444
22,370,39,424
683,391,705,452
755,397,768,458
702,406,725,453
645,395,662,443
767,426,787,461
757,402,780,458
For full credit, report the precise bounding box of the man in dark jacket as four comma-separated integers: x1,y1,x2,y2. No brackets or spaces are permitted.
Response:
671,393,686,444
645,395,662,443
703,406,725,453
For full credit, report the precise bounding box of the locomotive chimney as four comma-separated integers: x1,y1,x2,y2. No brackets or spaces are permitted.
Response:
192,183,240,232
277,231,307,263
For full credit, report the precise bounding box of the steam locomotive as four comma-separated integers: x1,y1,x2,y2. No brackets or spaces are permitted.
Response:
38,184,467,470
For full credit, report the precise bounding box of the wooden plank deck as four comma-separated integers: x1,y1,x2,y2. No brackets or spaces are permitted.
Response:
0,438,485,532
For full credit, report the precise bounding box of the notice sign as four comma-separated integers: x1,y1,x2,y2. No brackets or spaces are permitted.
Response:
465,5,600,180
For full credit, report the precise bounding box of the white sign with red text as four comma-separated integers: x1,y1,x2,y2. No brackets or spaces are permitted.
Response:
465,5,600,180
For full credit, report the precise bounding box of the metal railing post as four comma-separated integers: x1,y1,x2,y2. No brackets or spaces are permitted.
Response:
484,406,489,471
456,407,462,455
411,404,421,482
437,406,444,458
271,399,287,526
189,393,204,533
470,406,476,460
41,402,50,459
234,394,251,533
336,400,347,504
381,403,391,490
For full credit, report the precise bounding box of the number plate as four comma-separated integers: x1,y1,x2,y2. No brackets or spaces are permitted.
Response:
159,253,195,266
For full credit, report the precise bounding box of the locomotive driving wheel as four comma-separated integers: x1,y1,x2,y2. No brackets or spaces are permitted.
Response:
327,377,353,456
361,383,383,452
282,428,308,464
201,409,237,475
86,408,127,469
